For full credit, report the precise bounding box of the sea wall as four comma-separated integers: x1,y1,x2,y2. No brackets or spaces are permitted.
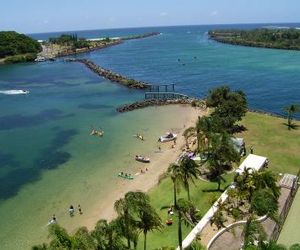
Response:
67,58,150,89
116,99,197,113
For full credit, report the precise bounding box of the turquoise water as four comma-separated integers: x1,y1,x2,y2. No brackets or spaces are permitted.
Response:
1,24,300,249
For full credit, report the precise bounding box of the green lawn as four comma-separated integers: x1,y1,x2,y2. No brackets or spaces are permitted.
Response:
240,112,300,175
277,190,300,247
136,112,300,250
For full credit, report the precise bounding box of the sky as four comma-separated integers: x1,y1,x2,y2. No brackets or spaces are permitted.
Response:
0,0,299,34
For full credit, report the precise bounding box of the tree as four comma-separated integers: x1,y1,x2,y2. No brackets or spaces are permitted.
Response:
166,163,183,207
206,86,247,133
114,191,149,249
72,227,95,250
211,169,280,248
183,126,196,148
176,199,201,250
136,204,162,250
202,132,240,191
47,224,73,249
284,104,299,130
179,156,201,200
91,219,126,250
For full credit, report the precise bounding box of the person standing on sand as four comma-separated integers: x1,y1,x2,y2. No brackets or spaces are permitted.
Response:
78,205,83,215
69,205,75,217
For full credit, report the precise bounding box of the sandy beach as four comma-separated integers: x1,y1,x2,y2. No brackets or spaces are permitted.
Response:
79,105,205,230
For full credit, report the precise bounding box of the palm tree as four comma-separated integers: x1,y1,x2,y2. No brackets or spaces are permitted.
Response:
176,198,198,250
114,191,149,249
166,163,183,207
203,133,240,191
91,219,126,250
183,126,196,149
47,224,73,249
136,204,162,250
284,104,299,130
179,156,201,200
72,227,95,250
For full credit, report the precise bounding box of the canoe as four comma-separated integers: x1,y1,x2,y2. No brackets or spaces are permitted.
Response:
118,173,134,180
135,155,150,163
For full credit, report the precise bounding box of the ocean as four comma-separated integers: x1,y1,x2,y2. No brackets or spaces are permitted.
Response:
0,23,300,249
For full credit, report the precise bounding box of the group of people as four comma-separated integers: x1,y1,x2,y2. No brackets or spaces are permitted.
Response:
48,204,83,225
69,204,83,217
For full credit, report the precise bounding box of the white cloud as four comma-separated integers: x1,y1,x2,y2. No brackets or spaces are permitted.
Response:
160,12,168,17
211,10,218,16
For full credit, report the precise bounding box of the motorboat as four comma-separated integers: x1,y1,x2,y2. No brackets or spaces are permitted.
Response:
135,155,150,163
0,90,29,95
158,132,177,142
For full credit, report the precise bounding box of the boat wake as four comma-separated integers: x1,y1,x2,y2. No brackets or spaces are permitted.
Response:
0,90,29,95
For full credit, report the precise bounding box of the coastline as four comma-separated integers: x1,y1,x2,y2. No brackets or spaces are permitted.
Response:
68,105,205,231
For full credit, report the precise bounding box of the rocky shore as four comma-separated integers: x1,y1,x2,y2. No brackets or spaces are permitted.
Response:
67,58,150,89
116,99,199,113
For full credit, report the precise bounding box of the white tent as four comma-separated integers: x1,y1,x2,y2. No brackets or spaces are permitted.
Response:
235,154,268,175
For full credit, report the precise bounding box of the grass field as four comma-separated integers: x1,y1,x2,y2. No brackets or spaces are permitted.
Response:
277,190,300,247
135,112,300,250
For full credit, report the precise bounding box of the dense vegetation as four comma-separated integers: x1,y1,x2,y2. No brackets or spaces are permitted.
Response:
49,34,93,49
0,31,41,59
209,28,300,50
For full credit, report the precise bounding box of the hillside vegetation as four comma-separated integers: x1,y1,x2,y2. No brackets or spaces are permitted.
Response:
0,31,42,62
209,28,300,50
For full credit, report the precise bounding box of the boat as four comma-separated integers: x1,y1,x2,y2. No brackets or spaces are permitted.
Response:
118,172,134,180
0,90,29,95
90,129,104,137
135,155,150,163
158,132,177,142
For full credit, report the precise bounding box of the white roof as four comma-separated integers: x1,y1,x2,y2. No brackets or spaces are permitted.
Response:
235,154,267,175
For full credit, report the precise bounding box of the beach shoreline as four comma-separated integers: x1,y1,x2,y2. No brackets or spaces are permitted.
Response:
70,105,205,231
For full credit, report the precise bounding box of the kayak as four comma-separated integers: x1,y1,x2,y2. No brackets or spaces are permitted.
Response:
135,155,150,163
118,173,134,180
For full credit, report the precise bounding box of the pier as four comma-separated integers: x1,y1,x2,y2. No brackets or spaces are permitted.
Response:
145,92,189,100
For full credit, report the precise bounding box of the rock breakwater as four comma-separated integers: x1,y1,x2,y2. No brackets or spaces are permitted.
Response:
116,99,196,113
67,58,150,89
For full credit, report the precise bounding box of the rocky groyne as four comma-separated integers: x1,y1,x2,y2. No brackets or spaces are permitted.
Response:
122,32,161,40
67,58,150,89
116,99,197,113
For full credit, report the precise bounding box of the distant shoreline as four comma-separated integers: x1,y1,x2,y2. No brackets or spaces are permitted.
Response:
209,29,300,51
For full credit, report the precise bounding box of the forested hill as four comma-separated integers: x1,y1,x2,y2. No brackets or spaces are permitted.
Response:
208,28,300,51
0,31,42,62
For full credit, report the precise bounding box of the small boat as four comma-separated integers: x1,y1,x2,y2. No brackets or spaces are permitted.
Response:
158,132,177,142
118,172,134,180
90,129,104,137
135,155,150,163
0,90,29,95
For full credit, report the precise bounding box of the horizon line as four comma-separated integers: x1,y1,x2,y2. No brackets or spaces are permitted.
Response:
25,21,300,35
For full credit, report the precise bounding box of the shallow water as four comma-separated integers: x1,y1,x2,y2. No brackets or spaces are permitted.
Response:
1,23,300,249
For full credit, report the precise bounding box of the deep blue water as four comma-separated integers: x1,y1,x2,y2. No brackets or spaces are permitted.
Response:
30,24,300,117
